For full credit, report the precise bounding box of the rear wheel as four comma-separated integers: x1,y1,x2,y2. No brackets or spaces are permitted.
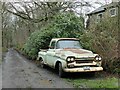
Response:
58,63,65,78
36,59,45,68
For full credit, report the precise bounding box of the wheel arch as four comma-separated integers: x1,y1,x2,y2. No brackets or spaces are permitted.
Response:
55,61,61,70
54,59,67,70
37,56,44,61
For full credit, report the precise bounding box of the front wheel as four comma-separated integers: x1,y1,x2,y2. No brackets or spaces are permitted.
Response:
58,63,65,78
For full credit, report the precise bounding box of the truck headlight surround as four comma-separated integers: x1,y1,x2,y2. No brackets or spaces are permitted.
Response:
67,57,75,62
95,56,102,61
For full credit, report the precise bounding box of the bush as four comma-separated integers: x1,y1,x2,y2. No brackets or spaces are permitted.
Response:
22,12,84,59
80,18,119,73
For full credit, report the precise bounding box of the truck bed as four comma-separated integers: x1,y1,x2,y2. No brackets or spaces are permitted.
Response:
40,49,48,52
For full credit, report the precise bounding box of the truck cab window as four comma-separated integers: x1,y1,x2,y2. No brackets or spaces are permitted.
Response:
56,40,82,49
50,41,56,49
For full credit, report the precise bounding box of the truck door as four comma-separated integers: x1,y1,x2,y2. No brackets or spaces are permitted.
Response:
46,40,56,67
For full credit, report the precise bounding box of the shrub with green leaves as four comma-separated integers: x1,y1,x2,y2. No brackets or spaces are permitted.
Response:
80,18,119,73
22,12,84,59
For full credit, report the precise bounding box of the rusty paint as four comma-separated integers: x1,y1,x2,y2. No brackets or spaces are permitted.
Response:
62,49,89,54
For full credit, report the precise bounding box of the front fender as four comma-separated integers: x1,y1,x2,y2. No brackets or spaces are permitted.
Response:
54,58,67,68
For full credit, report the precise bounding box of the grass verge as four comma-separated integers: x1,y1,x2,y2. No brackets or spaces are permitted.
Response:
65,72,119,88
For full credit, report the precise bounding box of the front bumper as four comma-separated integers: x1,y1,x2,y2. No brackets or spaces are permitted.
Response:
63,67,103,72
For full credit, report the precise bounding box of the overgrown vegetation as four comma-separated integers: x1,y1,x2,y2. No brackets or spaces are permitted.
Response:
22,12,84,59
80,18,119,73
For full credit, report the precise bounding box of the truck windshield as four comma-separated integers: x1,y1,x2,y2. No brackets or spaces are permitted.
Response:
56,40,82,49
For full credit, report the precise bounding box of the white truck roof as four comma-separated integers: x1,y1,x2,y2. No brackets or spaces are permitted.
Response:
52,38,79,42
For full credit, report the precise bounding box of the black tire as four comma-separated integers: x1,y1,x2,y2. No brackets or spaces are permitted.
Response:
36,59,45,68
40,60,46,68
58,63,65,78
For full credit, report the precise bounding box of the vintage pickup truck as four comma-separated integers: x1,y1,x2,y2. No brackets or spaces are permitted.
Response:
37,38,103,77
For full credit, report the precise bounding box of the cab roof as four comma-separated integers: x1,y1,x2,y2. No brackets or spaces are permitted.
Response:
52,38,79,41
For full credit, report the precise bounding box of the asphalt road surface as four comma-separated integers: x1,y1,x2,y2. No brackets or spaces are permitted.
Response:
2,49,74,88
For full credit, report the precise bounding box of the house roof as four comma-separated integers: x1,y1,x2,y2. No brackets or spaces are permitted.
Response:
87,2,119,15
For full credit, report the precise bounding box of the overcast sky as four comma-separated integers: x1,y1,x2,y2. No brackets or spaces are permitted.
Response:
2,0,113,14
2,0,112,3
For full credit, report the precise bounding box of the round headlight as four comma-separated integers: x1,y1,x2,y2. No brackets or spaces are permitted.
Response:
71,58,74,61
99,57,102,60
96,57,99,60
67,58,71,61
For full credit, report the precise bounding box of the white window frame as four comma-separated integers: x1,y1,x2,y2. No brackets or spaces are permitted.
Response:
96,13,103,23
109,8,116,17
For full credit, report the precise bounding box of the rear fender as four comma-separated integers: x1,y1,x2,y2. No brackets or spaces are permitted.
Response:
37,55,44,61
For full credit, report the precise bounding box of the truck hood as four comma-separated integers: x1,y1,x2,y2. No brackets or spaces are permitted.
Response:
56,48,97,59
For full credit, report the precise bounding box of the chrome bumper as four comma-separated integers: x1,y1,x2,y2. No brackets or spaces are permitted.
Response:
63,67,103,72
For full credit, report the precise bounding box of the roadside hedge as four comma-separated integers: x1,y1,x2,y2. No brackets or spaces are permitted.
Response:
22,12,84,59
80,18,119,73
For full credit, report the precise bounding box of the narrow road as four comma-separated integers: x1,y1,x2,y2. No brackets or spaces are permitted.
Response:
0,64,2,89
2,49,74,88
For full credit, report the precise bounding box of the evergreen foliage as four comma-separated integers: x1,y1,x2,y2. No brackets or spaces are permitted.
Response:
22,12,84,59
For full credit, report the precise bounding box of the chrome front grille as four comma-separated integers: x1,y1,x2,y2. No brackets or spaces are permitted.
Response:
75,58,94,64
75,60,93,63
